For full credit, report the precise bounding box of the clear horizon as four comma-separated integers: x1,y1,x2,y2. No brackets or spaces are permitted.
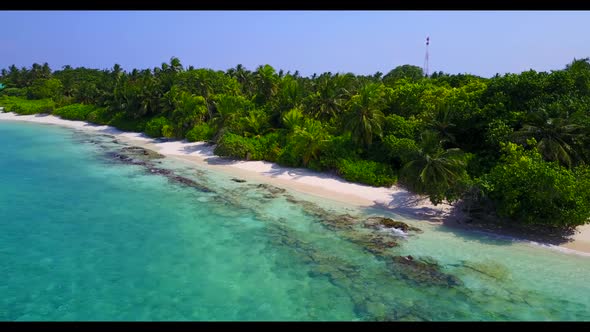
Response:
1,10,589,77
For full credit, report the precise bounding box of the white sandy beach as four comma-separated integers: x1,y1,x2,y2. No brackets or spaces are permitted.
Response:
1,111,589,255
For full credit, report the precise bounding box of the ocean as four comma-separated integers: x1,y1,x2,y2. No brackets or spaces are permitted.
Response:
0,120,589,321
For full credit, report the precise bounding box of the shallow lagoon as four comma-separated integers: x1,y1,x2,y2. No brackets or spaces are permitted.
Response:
0,121,589,321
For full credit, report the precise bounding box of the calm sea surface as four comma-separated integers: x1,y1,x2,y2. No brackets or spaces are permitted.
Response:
0,121,588,321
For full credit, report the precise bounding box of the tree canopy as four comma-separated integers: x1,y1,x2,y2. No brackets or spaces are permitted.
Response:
2,59,590,229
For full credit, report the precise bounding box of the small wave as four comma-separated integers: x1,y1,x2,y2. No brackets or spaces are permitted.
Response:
460,229,590,257
378,226,408,237
528,242,590,257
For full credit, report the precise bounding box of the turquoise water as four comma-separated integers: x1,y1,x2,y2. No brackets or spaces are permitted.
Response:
0,120,589,321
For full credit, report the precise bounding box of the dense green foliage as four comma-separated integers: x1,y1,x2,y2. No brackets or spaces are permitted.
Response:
2,57,590,228
337,159,397,187
53,104,102,121
144,117,172,138
400,131,470,205
214,132,260,160
0,95,55,114
186,122,215,142
480,142,590,227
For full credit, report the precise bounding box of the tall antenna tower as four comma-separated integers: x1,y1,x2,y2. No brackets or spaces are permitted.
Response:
423,36,430,77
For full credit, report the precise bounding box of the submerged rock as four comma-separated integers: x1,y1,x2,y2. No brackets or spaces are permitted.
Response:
105,151,145,166
148,167,172,176
347,232,399,256
321,214,358,231
284,194,360,230
240,183,288,200
364,217,422,233
387,255,463,288
386,306,429,321
256,183,287,195
104,148,213,193
120,146,164,159
105,146,164,166
364,301,388,321
169,175,213,192
457,260,511,281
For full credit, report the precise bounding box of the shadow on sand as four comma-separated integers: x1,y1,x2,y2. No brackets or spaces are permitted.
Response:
365,197,576,247
260,163,331,180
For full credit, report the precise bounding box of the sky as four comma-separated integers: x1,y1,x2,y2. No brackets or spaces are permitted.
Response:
1,11,589,78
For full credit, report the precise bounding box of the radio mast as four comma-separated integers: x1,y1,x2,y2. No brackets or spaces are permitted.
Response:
424,36,430,77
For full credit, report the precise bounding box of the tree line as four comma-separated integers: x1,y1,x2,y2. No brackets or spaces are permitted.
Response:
2,58,590,229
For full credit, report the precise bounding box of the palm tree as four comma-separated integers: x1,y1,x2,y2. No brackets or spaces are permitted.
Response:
254,64,279,103
512,110,582,168
428,101,457,145
171,92,208,137
305,73,348,121
6,65,21,87
242,110,270,137
211,94,249,134
26,63,44,85
111,64,123,83
565,58,590,94
138,73,162,117
400,131,467,205
77,82,99,104
277,75,303,111
344,83,386,148
169,57,183,73
159,85,179,113
230,64,254,97
41,63,52,79
230,64,247,83
282,107,305,132
292,119,329,167
112,63,122,74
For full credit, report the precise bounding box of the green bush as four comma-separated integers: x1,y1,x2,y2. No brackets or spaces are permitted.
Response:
54,96,75,109
86,107,112,125
1,88,27,97
337,158,398,187
383,114,421,139
213,131,280,161
485,119,513,148
186,122,215,142
383,134,420,167
479,142,590,227
27,78,63,100
0,96,55,115
108,112,147,132
276,140,303,167
316,135,357,171
161,125,175,138
53,104,99,121
144,117,171,138
256,131,283,162
214,132,257,160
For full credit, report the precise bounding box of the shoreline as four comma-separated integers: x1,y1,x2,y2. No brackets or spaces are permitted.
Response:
1,111,590,256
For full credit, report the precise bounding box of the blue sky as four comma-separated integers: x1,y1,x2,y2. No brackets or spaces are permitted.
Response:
1,11,589,77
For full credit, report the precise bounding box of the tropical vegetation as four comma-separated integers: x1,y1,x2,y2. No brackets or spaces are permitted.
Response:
2,58,590,229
